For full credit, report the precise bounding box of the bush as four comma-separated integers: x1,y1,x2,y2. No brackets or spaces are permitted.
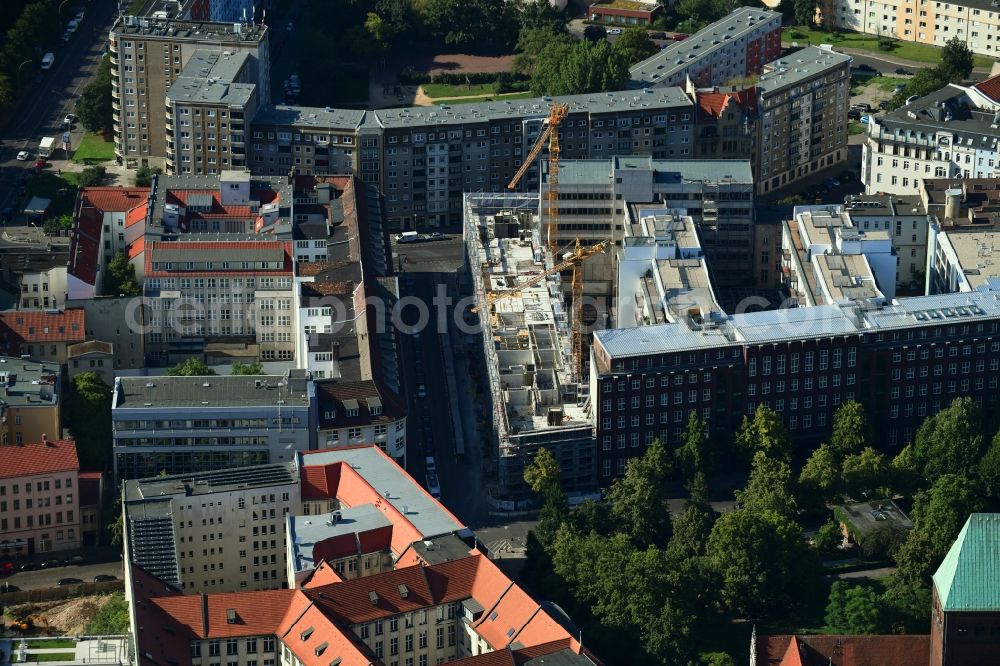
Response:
78,166,107,187
397,71,529,87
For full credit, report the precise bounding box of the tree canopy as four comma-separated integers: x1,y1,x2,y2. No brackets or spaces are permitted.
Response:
825,581,884,634
607,439,673,548
913,397,985,481
939,37,975,83
829,401,871,457
736,450,798,519
736,404,791,462
528,39,630,96
65,372,113,471
612,27,658,66
231,361,265,376
103,251,141,297
78,54,113,134
166,358,216,376
524,447,561,495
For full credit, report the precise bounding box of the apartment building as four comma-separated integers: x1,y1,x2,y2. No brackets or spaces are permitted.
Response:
781,205,896,307
754,46,853,196
591,287,1000,479
0,357,61,447
67,341,116,386
829,0,1000,57
69,297,147,371
109,14,269,168
165,49,259,174
0,309,86,366
123,462,301,592
841,193,930,289
68,186,150,299
927,226,1000,293
19,265,67,310
314,382,407,463
863,80,1000,197
129,550,597,666
689,84,757,160
288,446,469,585
628,7,782,89
0,438,85,556
110,371,316,480
544,157,755,287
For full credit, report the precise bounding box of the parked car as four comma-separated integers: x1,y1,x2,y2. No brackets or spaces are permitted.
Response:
672,33,689,41
64,113,77,125
878,100,890,110
648,31,666,40
860,115,872,124
93,574,117,583
59,121,70,131
67,19,78,33
895,67,914,76
417,384,426,398
62,31,71,42
851,102,872,112
855,63,877,72
57,577,83,586
0,583,20,594
63,555,85,566
0,561,13,577
39,558,60,568
848,109,862,119
426,232,447,240
286,21,293,31
16,150,29,161
18,561,38,572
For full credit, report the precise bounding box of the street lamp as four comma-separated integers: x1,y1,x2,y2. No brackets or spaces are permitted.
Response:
16,59,31,89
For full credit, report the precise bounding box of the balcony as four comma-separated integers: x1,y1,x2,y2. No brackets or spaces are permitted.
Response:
112,99,120,111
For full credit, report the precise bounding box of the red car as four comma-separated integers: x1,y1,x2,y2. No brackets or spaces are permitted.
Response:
0,561,14,577
672,33,689,41
34,159,46,170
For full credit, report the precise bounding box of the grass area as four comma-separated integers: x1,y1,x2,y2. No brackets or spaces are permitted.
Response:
72,133,116,165
433,91,535,105
25,653,77,662
848,121,867,135
784,27,994,67
422,82,501,99
25,640,76,649
872,75,910,92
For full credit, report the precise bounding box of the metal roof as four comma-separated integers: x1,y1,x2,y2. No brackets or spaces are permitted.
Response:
757,46,852,94
114,375,311,409
556,157,753,186
167,49,255,106
933,513,1000,612
124,462,298,501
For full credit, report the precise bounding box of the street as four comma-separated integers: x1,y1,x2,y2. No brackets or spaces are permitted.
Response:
0,0,116,215
0,559,122,592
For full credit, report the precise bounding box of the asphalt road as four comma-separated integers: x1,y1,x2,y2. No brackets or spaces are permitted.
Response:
0,0,117,215
0,559,123,592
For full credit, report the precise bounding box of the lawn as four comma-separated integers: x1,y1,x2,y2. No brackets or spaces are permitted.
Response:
422,82,501,99
25,640,76,649
872,76,910,93
848,121,866,135
25,653,77,662
72,132,116,165
784,27,994,67
433,91,536,106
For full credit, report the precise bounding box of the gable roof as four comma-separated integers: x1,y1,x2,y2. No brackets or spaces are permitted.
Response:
0,439,79,479
757,634,930,666
0,309,86,344
151,589,296,639
933,513,1000,611
973,72,1000,103
696,87,757,118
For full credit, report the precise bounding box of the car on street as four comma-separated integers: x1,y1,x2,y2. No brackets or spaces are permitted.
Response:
848,109,862,119
40,558,60,568
62,31,72,42
426,232,447,240
67,19,78,33
851,102,872,112
94,574,117,583
57,577,83,586
417,384,426,398
63,555,85,566
60,121,71,131
64,113,77,125
895,68,914,76
34,159,46,170
0,583,19,594
17,561,37,571
0,561,13,576
607,28,622,35
855,63,877,72
672,33,689,41
75,9,85,22
16,150,30,161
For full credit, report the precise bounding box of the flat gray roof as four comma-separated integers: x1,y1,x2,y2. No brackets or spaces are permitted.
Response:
628,7,780,87
288,506,392,572
758,46,852,94
0,357,60,408
253,104,368,130
168,50,255,106
300,447,467,540
114,375,311,409
595,289,1000,359
124,462,298,501
112,15,267,43
556,157,753,186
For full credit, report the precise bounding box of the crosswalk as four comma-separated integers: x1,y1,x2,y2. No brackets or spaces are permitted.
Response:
485,539,515,556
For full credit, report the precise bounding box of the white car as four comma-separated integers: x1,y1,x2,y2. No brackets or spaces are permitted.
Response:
64,114,77,125
67,19,78,33
16,150,30,161
607,27,622,35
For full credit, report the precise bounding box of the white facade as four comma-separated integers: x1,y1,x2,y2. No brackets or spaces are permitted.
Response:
20,267,68,310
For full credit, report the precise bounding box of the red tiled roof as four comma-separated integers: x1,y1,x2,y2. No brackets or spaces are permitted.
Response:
357,525,393,555
165,189,281,220
78,470,103,507
0,439,80,479
79,187,149,213
151,589,296,639
277,600,375,666
0,309,85,346
127,237,145,261
301,459,342,500
68,231,100,286
974,72,1000,103
697,87,757,118
313,533,360,562
130,564,187,666
758,634,931,666
69,188,148,287
125,202,148,228
301,560,345,589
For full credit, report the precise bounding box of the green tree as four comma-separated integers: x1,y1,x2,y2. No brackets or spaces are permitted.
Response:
706,509,816,617
938,36,974,83
133,166,162,187
825,581,883,634
79,166,107,187
914,396,985,481
583,24,607,42
841,447,887,498
108,511,124,546
43,213,74,236
887,67,948,110
891,474,984,593
102,251,141,297
792,0,815,26
86,593,130,633
524,447,561,495
813,520,843,555
66,372,113,470
667,500,715,560
607,439,673,548
736,450,798,519
518,0,565,35
529,39,629,96
735,404,791,462
231,361,264,375
415,0,518,52
798,443,841,502
859,524,908,561
536,483,569,546
166,357,216,376
675,410,707,482
980,433,1000,503
513,27,574,77
830,401,871,457
77,54,113,134
890,444,921,497
702,654,737,666
612,27,658,66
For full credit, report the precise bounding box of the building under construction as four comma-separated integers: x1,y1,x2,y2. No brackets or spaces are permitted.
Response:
464,193,596,497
